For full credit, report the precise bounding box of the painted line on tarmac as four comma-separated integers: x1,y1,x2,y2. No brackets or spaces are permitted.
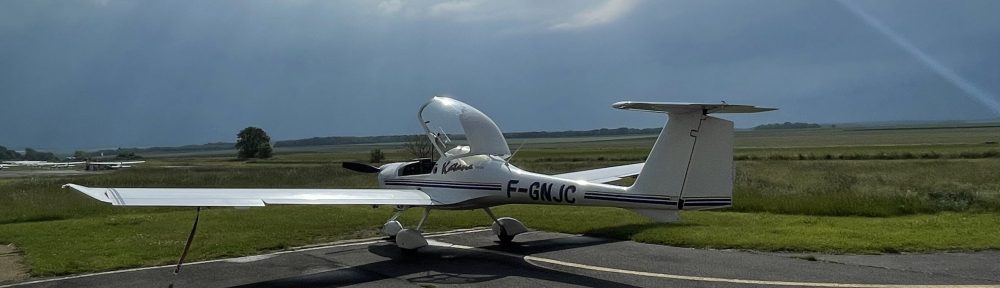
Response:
426,240,1000,288
0,227,491,288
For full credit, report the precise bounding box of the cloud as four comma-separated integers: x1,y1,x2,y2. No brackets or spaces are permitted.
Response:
550,0,638,30
377,0,404,14
428,0,480,17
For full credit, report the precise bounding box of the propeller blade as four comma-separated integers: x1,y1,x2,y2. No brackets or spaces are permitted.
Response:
342,162,381,173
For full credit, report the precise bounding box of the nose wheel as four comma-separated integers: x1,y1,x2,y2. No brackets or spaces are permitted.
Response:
484,207,527,244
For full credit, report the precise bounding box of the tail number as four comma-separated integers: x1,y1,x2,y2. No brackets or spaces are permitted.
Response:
506,180,576,203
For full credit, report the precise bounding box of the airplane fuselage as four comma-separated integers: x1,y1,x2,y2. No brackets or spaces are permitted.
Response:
378,155,674,211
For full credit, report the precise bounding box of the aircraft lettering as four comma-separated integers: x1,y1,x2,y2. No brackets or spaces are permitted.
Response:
506,180,575,203
442,161,474,174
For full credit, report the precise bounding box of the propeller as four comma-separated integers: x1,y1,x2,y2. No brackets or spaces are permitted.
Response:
342,162,381,173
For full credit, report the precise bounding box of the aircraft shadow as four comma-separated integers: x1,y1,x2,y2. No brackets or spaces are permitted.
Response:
232,234,641,288
582,222,699,240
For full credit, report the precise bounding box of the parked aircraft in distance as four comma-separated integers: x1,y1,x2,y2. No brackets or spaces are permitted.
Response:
87,161,146,169
0,163,17,170
2,161,85,168
64,96,774,273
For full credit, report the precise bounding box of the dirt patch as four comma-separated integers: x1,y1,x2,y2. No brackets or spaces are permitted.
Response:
0,244,29,283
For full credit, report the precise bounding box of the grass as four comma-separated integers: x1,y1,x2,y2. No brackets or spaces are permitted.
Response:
734,159,1000,216
2,206,997,276
1,126,1000,276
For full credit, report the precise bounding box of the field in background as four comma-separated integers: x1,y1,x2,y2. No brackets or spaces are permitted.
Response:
1,125,999,276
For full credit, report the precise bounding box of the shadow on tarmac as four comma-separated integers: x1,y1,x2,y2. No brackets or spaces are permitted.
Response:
231,235,639,288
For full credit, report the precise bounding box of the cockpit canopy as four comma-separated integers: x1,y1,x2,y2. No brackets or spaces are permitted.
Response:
418,97,510,159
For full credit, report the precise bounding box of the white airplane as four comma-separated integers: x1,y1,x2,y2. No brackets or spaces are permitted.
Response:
87,161,145,169
46,161,86,168
3,160,49,166
1,161,85,168
63,96,773,272
0,163,17,170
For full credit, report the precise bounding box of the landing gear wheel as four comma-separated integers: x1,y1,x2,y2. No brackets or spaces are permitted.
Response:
491,217,528,243
382,220,403,239
394,229,428,250
498,233,515,244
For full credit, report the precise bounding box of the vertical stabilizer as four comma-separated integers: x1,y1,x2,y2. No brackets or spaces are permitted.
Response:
613,102,774,216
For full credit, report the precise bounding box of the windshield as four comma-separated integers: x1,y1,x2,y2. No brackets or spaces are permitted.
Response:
418,96,510,159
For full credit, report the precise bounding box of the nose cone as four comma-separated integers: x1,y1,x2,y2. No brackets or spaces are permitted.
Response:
377,163,403,188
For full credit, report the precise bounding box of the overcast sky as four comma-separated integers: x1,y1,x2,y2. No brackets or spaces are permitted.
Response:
2,0,999,150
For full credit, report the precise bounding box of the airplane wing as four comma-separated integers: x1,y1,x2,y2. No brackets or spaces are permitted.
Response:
552,163,643,184
89,161,145,165
63,184,437,207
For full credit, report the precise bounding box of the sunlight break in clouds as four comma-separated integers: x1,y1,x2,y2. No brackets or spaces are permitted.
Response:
838,0,1000,116
550,0,639,30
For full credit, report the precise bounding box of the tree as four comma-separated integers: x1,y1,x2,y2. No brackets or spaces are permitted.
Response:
369,148,385,163
73,150,89,160
23,148,57,161
235,127,273,159
402,135,434,159
0,146,21,160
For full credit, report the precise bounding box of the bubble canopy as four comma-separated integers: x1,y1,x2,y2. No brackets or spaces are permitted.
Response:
418,97,510,158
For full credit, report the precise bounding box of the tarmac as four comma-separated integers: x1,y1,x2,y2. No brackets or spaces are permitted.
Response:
3,228,999,288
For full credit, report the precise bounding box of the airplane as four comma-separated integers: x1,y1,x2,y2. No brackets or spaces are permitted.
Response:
1,161,85,168
0,163,17,170
3,160,49,166
63,96,774,273
86,161,146,169
45,161,86,168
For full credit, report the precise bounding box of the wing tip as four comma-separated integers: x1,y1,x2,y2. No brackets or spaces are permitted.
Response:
63,183,113,204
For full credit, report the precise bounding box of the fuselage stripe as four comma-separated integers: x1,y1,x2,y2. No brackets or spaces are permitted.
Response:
683,199,732,202
583,195,676,205
384,180,501,188
683,202,732,207
585,192,672,200
384,183,502,191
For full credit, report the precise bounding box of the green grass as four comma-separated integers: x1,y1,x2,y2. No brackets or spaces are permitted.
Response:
579,211,1000,253
734,159,1000,216
2,206,997,276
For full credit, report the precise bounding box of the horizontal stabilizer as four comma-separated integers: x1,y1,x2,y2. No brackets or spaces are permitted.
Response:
613,101,776,114
554,163,643,184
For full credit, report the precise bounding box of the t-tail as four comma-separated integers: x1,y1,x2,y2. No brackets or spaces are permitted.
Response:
615,102,775,222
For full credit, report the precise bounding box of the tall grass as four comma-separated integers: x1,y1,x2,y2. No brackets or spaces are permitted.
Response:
733,160,1000,216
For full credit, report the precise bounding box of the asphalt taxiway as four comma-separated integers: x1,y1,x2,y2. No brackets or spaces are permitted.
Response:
4,228,999,287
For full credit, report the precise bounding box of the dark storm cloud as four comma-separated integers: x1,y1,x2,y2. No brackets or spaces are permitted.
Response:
0,0,997,150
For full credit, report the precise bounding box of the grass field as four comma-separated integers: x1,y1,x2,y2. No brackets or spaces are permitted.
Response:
1,126,999,276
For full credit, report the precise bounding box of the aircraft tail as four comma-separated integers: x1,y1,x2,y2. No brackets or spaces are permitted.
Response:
615,102,775,215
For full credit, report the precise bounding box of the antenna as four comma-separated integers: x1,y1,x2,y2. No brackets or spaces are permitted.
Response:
504,140,527,171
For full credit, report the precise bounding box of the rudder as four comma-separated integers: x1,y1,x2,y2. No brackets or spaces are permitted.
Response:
614,101,773,215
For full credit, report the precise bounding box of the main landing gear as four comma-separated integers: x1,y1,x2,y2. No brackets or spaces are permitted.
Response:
380,206,528,251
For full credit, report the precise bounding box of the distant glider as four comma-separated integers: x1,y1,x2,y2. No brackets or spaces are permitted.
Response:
64,96,774,273
86,160,145,169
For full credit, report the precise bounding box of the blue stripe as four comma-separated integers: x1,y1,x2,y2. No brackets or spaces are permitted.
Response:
389,179,500,185
683,202,731,207
683,199,732,203
384,182,501,191
584,195,676,205
585,192,671,200
385,180,500,188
